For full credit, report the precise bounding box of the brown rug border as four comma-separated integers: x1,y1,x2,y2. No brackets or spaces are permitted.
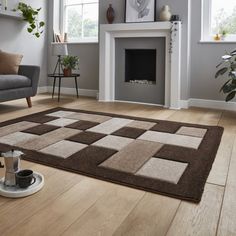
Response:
0,107,224,203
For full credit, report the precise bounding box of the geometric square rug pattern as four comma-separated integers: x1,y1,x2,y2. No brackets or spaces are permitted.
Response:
0,108,223,202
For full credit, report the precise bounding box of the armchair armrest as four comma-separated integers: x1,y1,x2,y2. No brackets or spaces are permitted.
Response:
18,65,40,95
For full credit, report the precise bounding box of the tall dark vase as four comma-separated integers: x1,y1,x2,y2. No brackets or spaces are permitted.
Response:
106,4,115,24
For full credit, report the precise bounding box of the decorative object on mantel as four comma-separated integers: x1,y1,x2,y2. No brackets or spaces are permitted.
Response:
160,5,172,21
16,2,45,38
106,4,115,24
61,55,79,76
125,0,155,23
170,15,180,22
215,48,236,102
169,21,178,54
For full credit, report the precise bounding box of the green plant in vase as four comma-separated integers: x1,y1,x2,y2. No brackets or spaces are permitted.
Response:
61,56,79,76
17,2,45,38
220,29,228,40
215,49,236,101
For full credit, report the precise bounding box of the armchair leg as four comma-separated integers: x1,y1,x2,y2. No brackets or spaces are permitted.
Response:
26,97,32,108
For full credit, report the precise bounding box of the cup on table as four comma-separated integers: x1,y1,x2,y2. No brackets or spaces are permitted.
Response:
16,169,36,188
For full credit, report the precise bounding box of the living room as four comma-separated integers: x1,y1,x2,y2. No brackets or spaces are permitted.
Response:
0,0,235,235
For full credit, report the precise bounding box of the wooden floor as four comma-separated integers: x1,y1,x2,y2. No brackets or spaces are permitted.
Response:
0,94,236,236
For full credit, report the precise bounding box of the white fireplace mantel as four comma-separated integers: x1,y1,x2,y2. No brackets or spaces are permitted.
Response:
99,22,182,109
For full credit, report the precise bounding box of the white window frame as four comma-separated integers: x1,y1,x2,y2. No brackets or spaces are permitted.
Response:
201,0,236,42
60,0,99,43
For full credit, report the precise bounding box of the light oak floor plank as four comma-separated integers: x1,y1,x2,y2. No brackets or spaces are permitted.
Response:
113,192,180,236
217,135,236,236
207,128,236,186
198,109,222,126
61,186,145,236
167,108,206,124
166,184,224,236
207,111,236,186
0,169,84,235
5,178,115,236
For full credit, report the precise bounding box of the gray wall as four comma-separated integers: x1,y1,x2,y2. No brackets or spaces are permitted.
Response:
5,0,231,101
48,0,190,98
47,0,99,90
47,43,99,90
190,0,236,100
0,0,48,87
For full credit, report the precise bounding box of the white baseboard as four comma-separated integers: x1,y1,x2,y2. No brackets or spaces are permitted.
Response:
114,100,164,107
37,86,48,94
180,98,236,111
179,100,190,109
38,86,98,98
38,87,236,111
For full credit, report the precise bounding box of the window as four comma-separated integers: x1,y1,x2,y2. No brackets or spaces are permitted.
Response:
62,0,99,43
201,0,236,41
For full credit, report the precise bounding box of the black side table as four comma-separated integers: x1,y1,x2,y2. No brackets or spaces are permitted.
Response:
48,73,80,102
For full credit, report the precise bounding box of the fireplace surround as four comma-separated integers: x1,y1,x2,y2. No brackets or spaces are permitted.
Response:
99,22,181,109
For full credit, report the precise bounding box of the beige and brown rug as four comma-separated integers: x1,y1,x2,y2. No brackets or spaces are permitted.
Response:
0,108,223,202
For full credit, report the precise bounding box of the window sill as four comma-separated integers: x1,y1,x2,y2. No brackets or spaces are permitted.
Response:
199,40,236,44
66,40,99,45
51,41,99,45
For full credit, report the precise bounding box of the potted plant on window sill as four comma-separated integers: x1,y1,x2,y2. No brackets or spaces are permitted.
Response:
61,55,79,76
220,29,228,41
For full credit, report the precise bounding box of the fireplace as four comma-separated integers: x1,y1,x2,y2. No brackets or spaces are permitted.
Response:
115,37,165,105
125,49,156,85
99,22,182,109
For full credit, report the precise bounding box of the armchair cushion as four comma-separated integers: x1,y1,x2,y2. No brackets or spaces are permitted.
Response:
0,50,23,74
0,75,31,90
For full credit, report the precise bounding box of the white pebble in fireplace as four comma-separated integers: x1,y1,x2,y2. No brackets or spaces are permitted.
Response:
128,80,156,85
99,22,182,109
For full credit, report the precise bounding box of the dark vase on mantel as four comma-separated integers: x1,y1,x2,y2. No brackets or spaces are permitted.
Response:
106,4,115,24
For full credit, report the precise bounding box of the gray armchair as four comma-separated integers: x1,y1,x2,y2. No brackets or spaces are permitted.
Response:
0,65,40,107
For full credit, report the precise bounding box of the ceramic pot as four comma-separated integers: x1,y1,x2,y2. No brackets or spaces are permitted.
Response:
63,68,72,76
160,5,172,21
106,4,115,24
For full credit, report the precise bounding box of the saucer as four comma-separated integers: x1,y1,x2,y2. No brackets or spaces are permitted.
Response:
0,172,44,198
